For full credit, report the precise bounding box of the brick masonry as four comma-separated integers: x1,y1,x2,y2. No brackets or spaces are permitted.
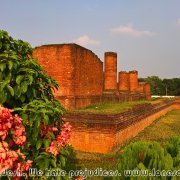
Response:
129,70,138,92
33,43,151,108
63,101,180,153
118,71,130,92
104,52,117,91
33,44,103,108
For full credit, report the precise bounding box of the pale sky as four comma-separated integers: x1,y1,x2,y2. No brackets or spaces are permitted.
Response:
1,0,180,78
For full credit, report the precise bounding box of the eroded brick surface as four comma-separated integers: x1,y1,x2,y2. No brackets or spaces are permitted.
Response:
129,70,138,92
33,44,151,108
118,71,129,92
63,101,180,153
104,52,117,91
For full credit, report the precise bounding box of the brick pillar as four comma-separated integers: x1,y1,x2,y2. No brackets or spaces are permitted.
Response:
137,82,145,94
129,70,138,93
118,71,129,92
104,52,117,91
144,83,151,100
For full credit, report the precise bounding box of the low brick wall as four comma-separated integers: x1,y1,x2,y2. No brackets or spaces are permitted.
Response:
58,93,146,109
63,101,180,153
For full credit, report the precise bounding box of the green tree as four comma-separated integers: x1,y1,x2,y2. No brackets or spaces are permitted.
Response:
139,76,180,96
146,76,164,95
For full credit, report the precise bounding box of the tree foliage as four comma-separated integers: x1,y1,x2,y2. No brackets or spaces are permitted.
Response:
0,30,59,107
139,76,180,96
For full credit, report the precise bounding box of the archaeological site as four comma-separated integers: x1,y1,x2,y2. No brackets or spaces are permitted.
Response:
33,43,151,109
33,43,180,153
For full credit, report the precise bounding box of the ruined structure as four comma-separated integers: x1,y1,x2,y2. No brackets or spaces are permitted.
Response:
104,52,117,91
129,70,138,92
33,43,151,109
63,100,180,153
118,71,130,92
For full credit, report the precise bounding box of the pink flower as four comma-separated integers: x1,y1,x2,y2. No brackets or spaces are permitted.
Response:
0,106,31,175
14,135,26,146
21,160,33,171
46,122,72,156
62,122,72,132
46,142,59,156
75,177,84,180
0,107,13,120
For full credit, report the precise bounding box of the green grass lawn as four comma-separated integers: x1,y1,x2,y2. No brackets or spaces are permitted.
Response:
67,100,153,114
68,110,180,174
130,109,180,145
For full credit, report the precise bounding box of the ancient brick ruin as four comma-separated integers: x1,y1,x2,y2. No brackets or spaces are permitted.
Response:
63,100,180,153
33,43,151,109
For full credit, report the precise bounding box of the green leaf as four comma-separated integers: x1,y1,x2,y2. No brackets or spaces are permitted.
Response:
5,72,12,82
50,159,57,168
55,176,62,180
35,115,41,128
34,155,44,161
36,140,42,150
20,95,26,102
0,71,3,81
44,115,49,125
0,63,6,72
8,54,18,61
59,156,66,167
0,53,8,59
0,91,7,104
43,139,51,149
40,152,50,157
28,75,33,85
44,158,50,169
7,84,14,96
21,113,28,121
21,81,28,93
8,61,13,70
14,85,21,98
0,80,8,91
16,75,24,85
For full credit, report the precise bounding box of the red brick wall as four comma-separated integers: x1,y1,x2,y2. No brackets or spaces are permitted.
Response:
118,71,130,92
104,52,117,90
33,44,74,97
33,44,103,108
144,83,151,100
64,101,179,153
72,45,103,96
137,83,145,94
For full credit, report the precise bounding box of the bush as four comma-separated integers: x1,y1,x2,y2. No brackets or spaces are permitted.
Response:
0,106,32,177
115,141,173,180
0,30,72,179
166,136,180,169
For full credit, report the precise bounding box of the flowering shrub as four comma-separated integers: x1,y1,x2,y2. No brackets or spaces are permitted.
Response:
0,106,32,176
0,30,73,177
46,122,72,156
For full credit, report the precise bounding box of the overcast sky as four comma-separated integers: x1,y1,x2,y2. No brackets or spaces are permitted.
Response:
1,0,180,78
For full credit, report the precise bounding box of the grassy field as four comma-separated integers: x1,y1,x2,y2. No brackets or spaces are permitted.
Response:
130,109,180,145
67,100,160,114
69,109,180,173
